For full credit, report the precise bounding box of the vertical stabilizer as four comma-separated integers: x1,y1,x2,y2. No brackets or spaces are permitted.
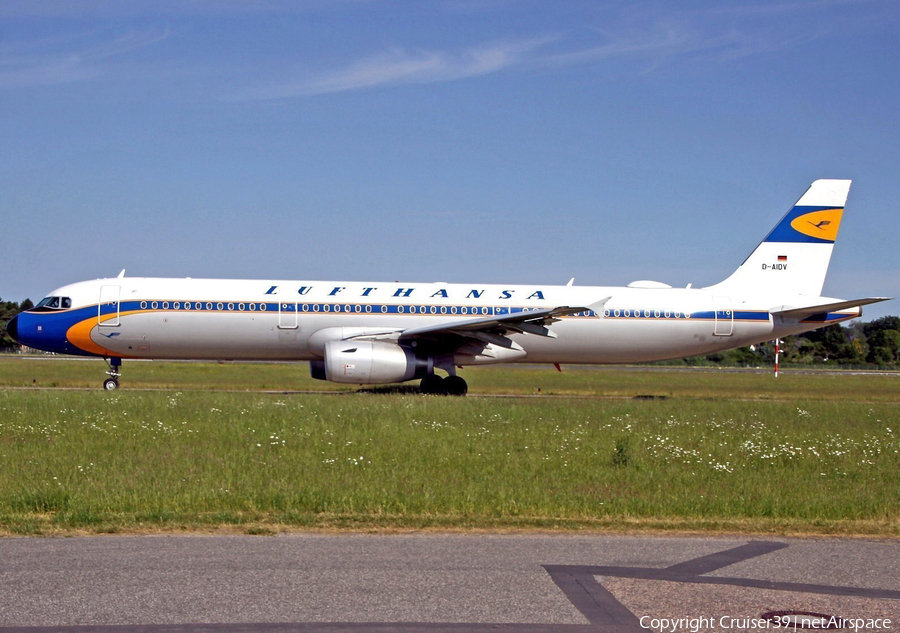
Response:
706,179,851,297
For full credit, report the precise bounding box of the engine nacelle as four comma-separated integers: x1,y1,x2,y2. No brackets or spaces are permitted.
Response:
310,340,428,384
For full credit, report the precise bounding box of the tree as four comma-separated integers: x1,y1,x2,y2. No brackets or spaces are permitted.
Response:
863,316,900,336
866,328,900,365
0,299,31,350
797,324,854,361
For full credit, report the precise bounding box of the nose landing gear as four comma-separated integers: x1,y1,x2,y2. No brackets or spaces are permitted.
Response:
103,357,122,390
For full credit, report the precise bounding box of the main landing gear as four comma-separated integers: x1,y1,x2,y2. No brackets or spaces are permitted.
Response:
419,374,468,396
103,357,122,391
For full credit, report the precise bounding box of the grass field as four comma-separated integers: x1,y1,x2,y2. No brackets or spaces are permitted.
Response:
0,357,897,536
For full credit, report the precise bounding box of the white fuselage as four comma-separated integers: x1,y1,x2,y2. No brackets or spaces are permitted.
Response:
28,276,854,365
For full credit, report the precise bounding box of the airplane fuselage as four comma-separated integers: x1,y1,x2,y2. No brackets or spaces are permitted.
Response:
11,276,856,365
7,180,886,393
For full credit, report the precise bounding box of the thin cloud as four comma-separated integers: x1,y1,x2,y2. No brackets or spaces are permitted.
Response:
702,0,869,17
231,36,556,100
544,24,704,67
0,29,169,88
544,18,824,71
231,10,835,102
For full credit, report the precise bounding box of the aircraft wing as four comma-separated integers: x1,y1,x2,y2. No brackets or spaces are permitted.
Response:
399,306,586,341
395,298,611,357
771,297,891,319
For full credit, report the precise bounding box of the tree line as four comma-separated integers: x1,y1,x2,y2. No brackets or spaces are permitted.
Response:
0,299,32,349
681,316,900,368
1,298,898,367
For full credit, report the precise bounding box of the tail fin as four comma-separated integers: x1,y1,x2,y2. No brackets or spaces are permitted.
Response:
706,179,851,297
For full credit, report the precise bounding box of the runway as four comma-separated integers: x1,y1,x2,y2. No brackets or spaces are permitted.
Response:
0,534,897,632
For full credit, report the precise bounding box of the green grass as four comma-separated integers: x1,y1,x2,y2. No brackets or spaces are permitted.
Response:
2,355,899,401
0,358,898,536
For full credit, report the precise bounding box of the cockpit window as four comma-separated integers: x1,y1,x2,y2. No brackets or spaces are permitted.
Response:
34,296,72,311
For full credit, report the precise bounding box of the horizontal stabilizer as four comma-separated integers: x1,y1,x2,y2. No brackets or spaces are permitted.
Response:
772,297,891,319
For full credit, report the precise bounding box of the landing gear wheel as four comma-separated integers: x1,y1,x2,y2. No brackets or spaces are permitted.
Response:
104,357,122,391
420,375,446,395
443,375,468,396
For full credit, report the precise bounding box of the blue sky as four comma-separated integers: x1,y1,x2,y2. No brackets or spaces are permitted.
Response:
2,0,897,319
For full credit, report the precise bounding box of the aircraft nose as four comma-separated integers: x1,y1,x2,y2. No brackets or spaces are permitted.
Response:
6,314,19,343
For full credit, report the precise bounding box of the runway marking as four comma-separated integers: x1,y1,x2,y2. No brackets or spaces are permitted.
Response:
545,540,900,629
543,566,642,627
2,541,896,633
660,540,788,575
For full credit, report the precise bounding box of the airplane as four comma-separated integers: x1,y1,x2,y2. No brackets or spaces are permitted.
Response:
6,179,889,395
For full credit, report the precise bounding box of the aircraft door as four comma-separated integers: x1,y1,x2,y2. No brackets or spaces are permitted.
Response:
98,285,121,327
278,301,298,329
713,296,733,336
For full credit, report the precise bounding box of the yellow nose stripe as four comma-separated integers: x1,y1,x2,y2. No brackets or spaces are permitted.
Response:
790,208,842,242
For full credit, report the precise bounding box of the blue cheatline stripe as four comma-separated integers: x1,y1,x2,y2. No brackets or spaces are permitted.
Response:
28,302,585,320
99,301,774,321
29,300,778,325
600,309,770,322
96,300,600,318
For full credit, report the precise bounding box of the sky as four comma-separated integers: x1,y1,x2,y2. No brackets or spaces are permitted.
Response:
1,0,898,319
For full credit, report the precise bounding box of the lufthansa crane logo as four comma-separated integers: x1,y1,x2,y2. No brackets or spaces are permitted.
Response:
790,209,842,242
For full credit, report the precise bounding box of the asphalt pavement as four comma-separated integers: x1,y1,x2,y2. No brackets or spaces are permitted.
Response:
0,534,897,632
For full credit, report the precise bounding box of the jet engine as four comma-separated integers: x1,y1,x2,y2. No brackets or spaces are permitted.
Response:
310,340,428,384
